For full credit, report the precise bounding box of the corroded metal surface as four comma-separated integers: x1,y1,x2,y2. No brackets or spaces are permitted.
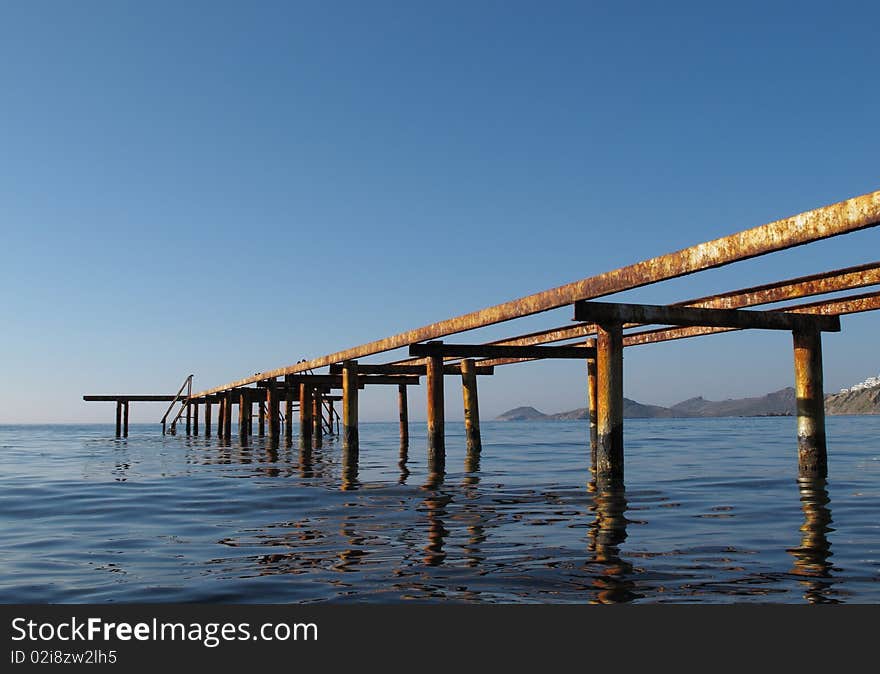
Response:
586,338,598,470
398,384,409,447
342,362,359,453
574,301,841,332
596,324,624,480
192,191,880,398
623,290,880,346
426,356,445,464
299,383,313,449
328,363,494,375
793,327,827,478
409,342,597,359
476,261,880,366
460,359,482,455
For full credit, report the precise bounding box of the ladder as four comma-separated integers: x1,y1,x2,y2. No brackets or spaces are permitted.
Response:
159,374,194,435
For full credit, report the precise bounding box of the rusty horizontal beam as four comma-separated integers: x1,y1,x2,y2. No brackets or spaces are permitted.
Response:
253,374,419,386
504,259,880,345
623,289,880,346
673,259,880,310
328,363,494,375
410,342,596,359
83,395,181,402
472,261,880,368
574,301,841,332
191,190,880,398
192,374,419,402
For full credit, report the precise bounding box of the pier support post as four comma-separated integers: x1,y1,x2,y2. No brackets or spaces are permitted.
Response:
223,391,233,439
186,401,192,435
793,326,827,478
342,361,359,455
285,381,294,444
267,382,280,442
461,358,481,456
115,401,122,437
398,384,409,449
193,401,199,436
586,337,598,472
313,389,323,448
123,401,129,438
205,400,212,437
239,392,248,441
426,353,445,469
258,401,265,437
596,322,624,481
217,396,226,439
299,384,313,449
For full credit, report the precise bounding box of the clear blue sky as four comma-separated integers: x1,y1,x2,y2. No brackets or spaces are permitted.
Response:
2,1,879,423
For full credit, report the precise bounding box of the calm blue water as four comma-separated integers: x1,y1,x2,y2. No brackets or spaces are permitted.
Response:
1,418,878,603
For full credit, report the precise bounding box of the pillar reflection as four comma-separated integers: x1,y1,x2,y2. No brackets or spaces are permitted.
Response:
587,477,639,603
787,477,837,604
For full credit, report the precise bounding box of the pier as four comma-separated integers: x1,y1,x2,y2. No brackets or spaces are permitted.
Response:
85,190,880,484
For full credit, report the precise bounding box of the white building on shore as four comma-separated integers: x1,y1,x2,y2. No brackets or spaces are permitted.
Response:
839,374,880,393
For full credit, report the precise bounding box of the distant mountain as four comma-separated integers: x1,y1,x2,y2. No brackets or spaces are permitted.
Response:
496,406,549,421
669,387,796,417
497,386,813,420
547,398,676,420
825,384,880,415
497,383,880,422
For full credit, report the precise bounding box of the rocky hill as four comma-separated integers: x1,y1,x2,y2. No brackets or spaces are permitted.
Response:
825,385,880,415
497,384,880,420
669,387,796,417
496,406,550,421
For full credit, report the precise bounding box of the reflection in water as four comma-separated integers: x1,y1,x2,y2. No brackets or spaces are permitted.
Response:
587,478,640,604
398,442,410,485
299,446,314,479
341,447,359,491
464,448,480,486
461,448,486,568
63,420,873,604
787,477,837,604
421,462,448,566
334,513,368,572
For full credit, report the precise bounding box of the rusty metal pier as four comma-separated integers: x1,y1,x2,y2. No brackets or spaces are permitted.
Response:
85,190,880,485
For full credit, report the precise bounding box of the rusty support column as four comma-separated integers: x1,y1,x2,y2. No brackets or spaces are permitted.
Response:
258,401,265,437
186,401,192,435
299,384,313,449
267,382,280,442
398,384,409,448
793,326,828,478
115,401,122,437
193,401,199,436
342,361,359,454
239,392,249,440
596,322,624,481
426,354,445,468
223,392,233,439
285,384,294,444
313,389,323,448
461,358,481,456
205,401,212,437
586,337,598,472
123,401,129,438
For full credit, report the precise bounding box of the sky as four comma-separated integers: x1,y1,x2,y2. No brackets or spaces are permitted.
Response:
1,1,879,424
